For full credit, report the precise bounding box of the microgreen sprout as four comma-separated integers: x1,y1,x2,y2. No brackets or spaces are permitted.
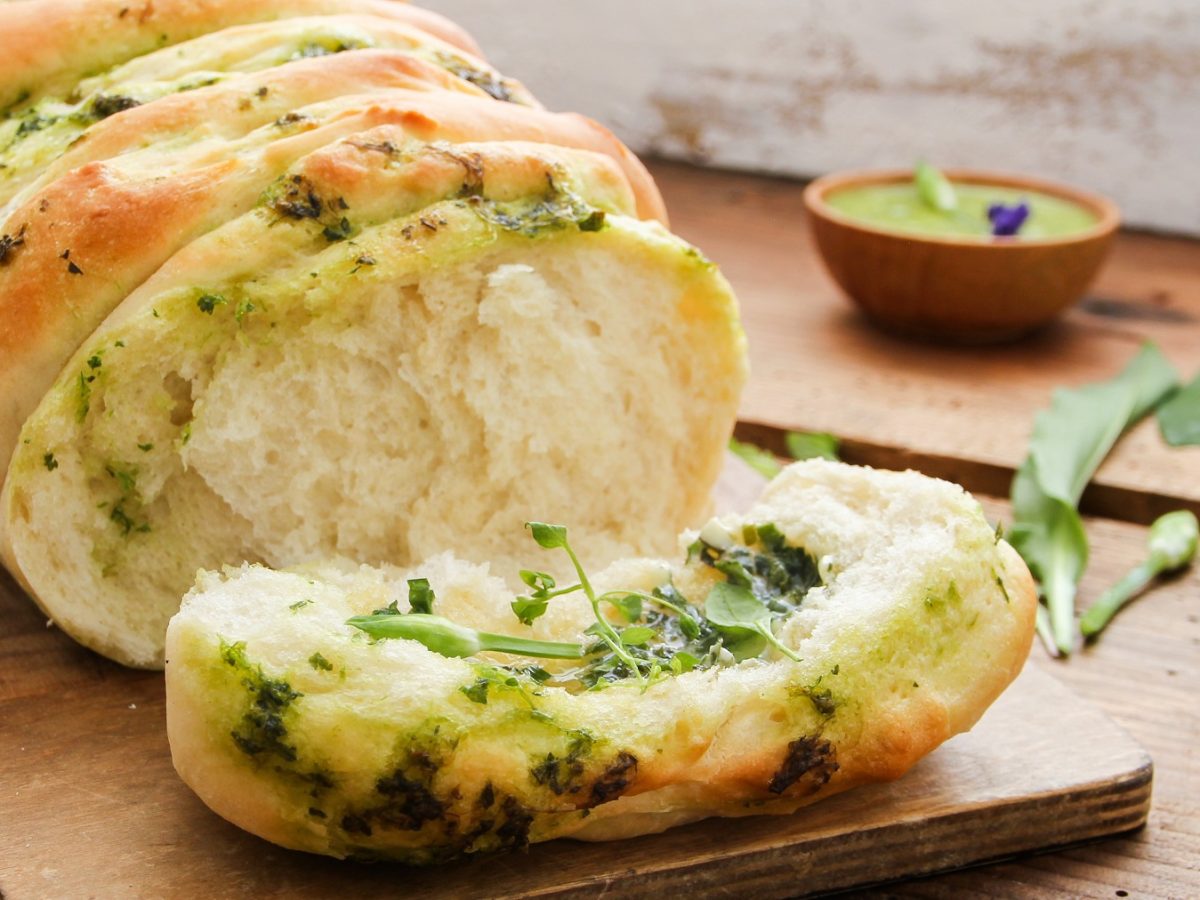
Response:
347,612,585,660
523,522,646,683
704,581,801,662
347,521,820,689
348,577,584,661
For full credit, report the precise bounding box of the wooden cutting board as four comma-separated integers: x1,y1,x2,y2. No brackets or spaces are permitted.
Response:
0,459,1153,899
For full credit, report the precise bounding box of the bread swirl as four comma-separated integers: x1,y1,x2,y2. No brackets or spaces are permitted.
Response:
164,460,1036,861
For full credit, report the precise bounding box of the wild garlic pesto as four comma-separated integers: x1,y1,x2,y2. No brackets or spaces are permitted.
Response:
827,182,1097,240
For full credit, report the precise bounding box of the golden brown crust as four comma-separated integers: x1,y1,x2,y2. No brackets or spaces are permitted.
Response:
0,0,481,110
1,48,504,212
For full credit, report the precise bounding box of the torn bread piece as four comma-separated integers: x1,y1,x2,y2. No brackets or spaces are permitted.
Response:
164,460,1036,862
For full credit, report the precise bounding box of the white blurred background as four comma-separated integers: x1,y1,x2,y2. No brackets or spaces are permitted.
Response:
424,0,1200,235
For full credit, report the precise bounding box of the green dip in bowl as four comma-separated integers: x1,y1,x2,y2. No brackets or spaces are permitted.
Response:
802,166,1120,342
825,182,1098,241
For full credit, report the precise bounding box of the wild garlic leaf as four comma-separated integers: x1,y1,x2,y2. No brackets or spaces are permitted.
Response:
915,161,958,213
1010,342,1178,655
728,437,783,479
1026,344,1176,506
1157,374,1200,446
526,522,568,549
784,431,840,462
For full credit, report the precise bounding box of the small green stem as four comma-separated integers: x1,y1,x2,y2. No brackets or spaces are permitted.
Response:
563,540,644,681
544,583,584,600
1046,565,1077,656
597,588,694,623
474,631,585,659
1035,604,1059,658
348,614,583,660
757,624,802,662
1079,561,1158,639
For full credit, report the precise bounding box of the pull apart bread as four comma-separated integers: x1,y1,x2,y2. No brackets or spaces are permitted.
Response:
1,0,1035,863
165,461,1037,861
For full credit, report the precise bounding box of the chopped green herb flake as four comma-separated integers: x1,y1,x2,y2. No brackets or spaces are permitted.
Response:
0,228,27,265
220,639,301,761
196,293,226,314
466,179,608,237
322,217,353,242
407,578,436,615
434,51,516,102
289,599,314,612
42,452,58,471
308,652,333,672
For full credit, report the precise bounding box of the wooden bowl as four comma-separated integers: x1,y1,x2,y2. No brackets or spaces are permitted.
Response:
803,168,1120,343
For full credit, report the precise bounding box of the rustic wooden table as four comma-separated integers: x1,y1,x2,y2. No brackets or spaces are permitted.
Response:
651,160,1200,898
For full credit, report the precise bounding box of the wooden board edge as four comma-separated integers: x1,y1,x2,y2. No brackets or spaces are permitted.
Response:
733,420,1200,526
519,758,1153,899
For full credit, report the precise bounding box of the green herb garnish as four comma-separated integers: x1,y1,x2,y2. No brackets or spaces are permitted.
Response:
704,581,801,662
1009,343,1178,655
347,612,584,660
915,161,958,213
1079,510,1198,639
348,520,819,688
407,578,435,615
729,430,839,480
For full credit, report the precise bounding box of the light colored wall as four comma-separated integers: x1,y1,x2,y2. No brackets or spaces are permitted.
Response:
425,0,1200,236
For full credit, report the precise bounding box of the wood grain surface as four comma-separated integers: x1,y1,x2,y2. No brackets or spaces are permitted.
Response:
651,161,1200,525
0,460,1157,900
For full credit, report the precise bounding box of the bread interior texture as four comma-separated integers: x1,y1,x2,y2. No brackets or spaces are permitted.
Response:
3,211,743,667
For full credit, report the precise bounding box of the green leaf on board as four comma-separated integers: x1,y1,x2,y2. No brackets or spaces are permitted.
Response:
784,431,840,462
1009,342,1178,656
1157,374,1200,446
728,437,783,479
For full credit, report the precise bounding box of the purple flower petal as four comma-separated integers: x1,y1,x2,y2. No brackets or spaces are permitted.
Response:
988,200,1031,237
